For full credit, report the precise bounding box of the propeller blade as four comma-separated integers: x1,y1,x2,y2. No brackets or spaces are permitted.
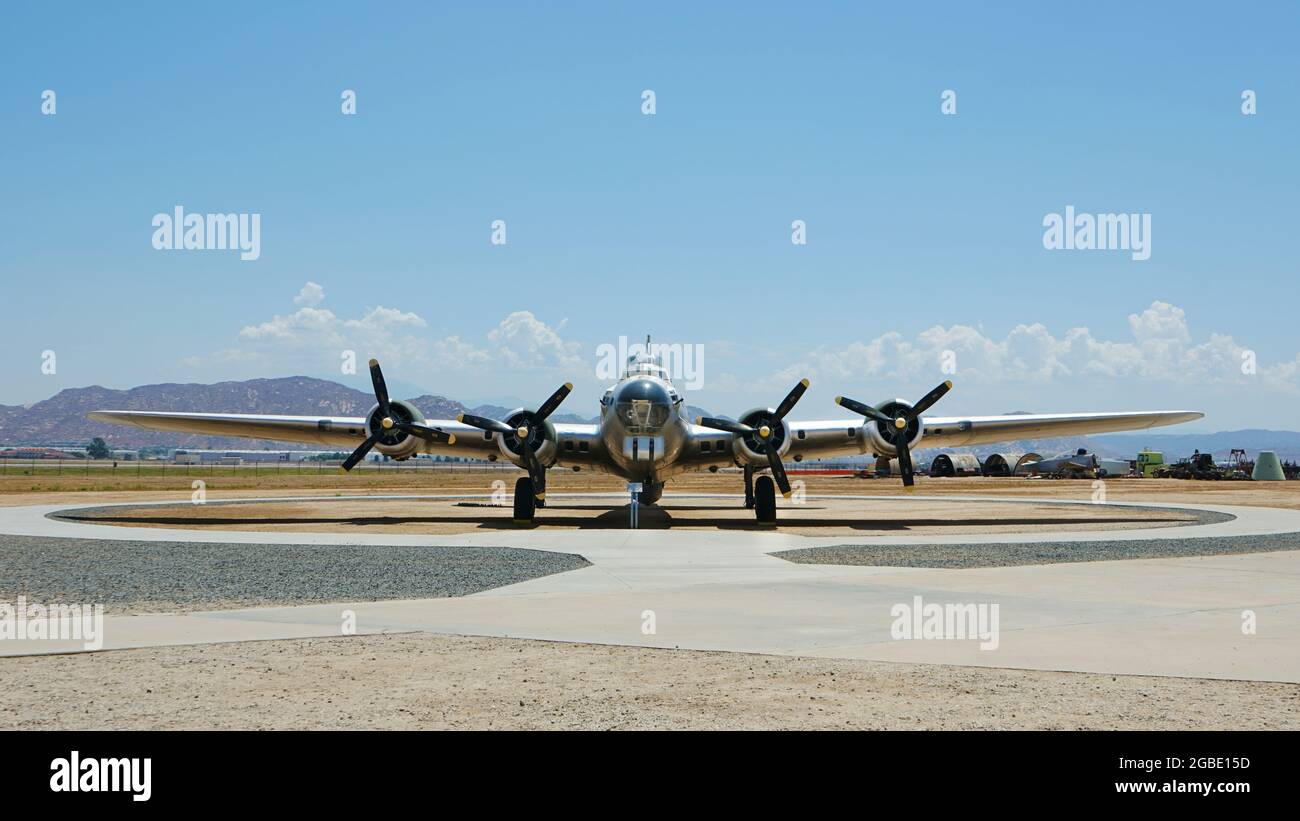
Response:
534,382,573,422
457,413,514,435
695,416,755,435
896,436,915,490
520,439,546,500
911,380,953,417
368,359,392,419
340,431,383,471
773,378,810,420
835,395,892,425
396,422,455,445
763,441,792,497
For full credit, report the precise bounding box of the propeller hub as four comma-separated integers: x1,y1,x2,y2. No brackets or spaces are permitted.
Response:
516,426,530,440
894,417,907,430
381,417,395,430
758,425,771,439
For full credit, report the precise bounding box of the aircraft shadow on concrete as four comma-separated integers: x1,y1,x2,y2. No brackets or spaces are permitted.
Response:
61,503,1187,532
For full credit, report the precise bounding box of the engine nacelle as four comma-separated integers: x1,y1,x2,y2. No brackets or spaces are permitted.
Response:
494,407,558,466
364,400,426,460
732,407,792,465
863,398,925,456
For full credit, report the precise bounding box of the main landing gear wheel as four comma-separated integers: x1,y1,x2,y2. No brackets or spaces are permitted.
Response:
513,476,536,524
754,475,776,526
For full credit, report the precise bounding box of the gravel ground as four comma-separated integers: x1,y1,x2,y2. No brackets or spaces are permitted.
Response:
775,530,1300,568
2,633,1296,730
0,535,589,614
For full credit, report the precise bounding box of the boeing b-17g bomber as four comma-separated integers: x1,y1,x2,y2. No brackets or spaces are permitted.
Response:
89,344,1203,525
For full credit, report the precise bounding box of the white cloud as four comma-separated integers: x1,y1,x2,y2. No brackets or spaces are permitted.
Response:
1128,301,1190,343
488,311,583,370
236,304,428,366
767,300,1296,393
184,290,1298,425
186,283,578,377
293,281,326,307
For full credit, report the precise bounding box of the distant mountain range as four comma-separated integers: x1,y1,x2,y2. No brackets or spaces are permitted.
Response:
1087,430,1300,462
0,377,595,451
2,377,1297,461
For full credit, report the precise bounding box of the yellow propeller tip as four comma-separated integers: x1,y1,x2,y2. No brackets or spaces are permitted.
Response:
903,485,915,493
834,396,843,404
944,380,953,388
368,358,378,367
336,467,347,475
536,492,546,500
693,417,702,425
782,491,793,498
563,382,573,390
455,413,465,423
800,378,810,388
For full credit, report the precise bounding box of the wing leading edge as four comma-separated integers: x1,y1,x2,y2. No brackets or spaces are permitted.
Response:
85,410,600,458
917,409,1203,449
86,411,371,448
778,409,1202,462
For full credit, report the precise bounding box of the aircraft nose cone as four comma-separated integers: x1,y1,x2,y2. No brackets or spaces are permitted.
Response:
612,378,674,432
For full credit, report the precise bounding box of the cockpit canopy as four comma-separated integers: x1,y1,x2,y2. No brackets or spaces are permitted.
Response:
625,349,669,380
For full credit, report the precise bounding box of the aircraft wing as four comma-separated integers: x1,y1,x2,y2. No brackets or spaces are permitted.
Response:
917,410,1203,449
86,410,606,462
782,409,1202,461
86,410,497,456
87,411,371,448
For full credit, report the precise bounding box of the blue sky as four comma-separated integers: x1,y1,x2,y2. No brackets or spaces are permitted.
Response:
3,2,1298,427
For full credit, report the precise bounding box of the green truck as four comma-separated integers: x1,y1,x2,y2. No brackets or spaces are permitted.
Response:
1136,450,1164,477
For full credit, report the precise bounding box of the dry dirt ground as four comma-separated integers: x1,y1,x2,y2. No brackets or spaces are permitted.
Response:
3,633,1297,730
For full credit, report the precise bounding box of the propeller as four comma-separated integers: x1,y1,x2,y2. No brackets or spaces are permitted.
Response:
835,380,952,490
339,359,455,471
696,378,809,497
456,382,573,501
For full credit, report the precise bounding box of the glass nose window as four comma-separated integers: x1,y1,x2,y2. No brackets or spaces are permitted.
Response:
616,400,669,430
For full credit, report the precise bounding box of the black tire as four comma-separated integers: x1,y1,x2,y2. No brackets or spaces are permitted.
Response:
513,476,536,523
754,475,777,526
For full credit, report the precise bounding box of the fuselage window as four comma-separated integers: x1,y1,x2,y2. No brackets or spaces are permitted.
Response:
701,441,711,452
564,441,574,451
578,441,589,452
846,427,856,438
797,429,806,440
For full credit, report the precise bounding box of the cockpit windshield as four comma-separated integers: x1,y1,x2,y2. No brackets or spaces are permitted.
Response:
609,377,675,433
616,400,670,430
